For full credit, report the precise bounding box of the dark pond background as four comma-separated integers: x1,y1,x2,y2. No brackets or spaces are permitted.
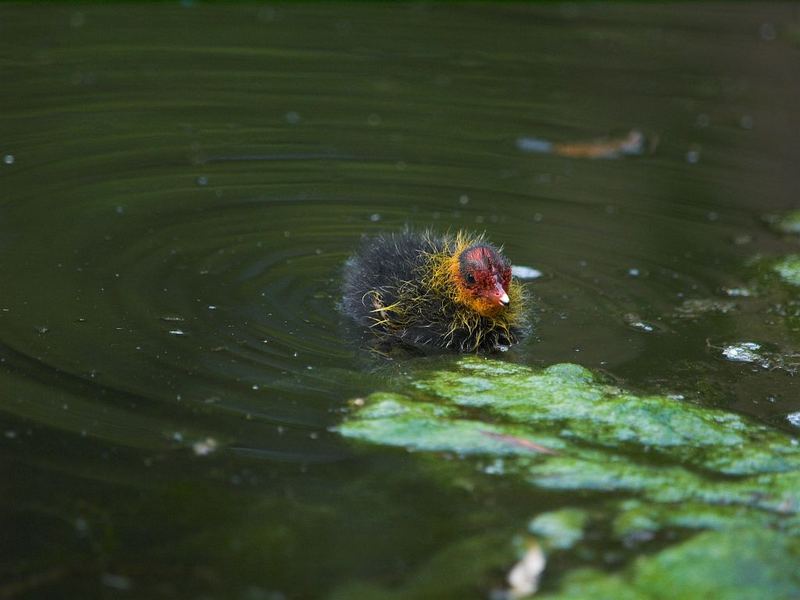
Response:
2,3,800,598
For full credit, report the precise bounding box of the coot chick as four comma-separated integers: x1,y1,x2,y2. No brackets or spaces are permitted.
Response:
342,230,529,352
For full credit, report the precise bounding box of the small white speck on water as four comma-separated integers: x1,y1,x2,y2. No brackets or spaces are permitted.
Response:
172,432,184,442
168,329,186,336
722,342,761,363
369,213,381,222
208,305,217,310
628,268,641,277
458,194,470,205
252,384,259,390
3,154,15,165
196,176,208,186
686,148,701,164
192,437,218,456
723,287,752,297
628,320,654,333
787,412,800,428
511,265,543,280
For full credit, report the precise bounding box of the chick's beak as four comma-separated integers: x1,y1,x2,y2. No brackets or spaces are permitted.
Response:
493,279,510,307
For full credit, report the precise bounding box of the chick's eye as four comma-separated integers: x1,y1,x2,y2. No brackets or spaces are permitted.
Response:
465,273,476,285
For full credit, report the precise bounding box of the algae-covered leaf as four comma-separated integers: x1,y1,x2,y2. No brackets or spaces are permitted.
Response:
335,357,800,598
536,527,800,600
772,255,800,287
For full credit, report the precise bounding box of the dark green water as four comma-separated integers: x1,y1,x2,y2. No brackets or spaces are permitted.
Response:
2,3,800,598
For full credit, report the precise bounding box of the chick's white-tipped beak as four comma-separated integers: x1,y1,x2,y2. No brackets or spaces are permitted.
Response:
499,292,510,306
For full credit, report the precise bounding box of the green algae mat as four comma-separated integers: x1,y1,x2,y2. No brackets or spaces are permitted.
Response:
336,358,800,599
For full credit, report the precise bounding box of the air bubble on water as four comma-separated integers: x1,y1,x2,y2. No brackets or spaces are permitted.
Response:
686,148,701,164
172,432,184,442
252,384,259,390
628,268,640,277
369,213,381,222
35,325,49,334
168,329,186,336
208,305,217,310
459,194,470,205
3,154,14,165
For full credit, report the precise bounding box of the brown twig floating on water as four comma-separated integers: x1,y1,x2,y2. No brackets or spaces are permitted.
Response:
517,129,657,159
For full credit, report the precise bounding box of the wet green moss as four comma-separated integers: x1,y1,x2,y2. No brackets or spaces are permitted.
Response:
336,357,800,598
774,211,800,235
773,255,800,287
539,528,800,600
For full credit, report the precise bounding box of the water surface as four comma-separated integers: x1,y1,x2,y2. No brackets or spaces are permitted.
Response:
2,4,800,598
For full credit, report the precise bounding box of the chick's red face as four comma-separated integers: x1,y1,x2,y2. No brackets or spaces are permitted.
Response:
458,245,512,309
